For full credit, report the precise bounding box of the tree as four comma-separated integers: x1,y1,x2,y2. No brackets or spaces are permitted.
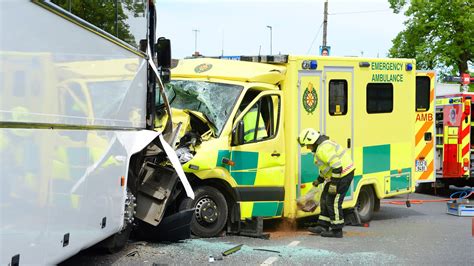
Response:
51,0,145,47
388,0,473,79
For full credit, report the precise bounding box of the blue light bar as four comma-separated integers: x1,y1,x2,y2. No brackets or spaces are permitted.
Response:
406,63,413,71
309,60,317,69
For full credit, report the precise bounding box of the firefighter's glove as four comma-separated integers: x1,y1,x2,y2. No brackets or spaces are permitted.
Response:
312,180,321,187
313,176,324,187
328,184,338,195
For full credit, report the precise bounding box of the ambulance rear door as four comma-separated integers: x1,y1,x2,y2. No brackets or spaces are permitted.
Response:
415,71,435,183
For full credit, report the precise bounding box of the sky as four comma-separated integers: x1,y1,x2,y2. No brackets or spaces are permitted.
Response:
155,0,407,59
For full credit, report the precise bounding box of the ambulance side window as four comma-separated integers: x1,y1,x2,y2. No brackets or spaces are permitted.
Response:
416,76,430,111
366,83,393,113
329,80,348,116
240,95,280,144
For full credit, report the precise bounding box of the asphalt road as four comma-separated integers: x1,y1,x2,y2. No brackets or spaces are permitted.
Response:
62,192,474,265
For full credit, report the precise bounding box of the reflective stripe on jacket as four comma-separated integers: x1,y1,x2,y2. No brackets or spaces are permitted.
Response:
243,107,267,142
314,139,354,179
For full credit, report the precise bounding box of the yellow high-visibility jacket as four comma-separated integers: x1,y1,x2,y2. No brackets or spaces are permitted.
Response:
243,107,267,142
314,138,354,181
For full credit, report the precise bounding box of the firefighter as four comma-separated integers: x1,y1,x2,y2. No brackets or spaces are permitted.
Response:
298,128,355,238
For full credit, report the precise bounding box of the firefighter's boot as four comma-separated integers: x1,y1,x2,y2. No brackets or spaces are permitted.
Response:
308,225,328,234
321,229,343,238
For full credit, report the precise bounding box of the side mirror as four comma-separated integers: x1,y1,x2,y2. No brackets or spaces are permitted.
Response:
156,37,171,69
160,68,171,83
232,120,245,146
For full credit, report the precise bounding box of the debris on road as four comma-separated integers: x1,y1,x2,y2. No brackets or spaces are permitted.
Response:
253,248,281,254
222,244,243,256
126,250,140,257
208,255,223,262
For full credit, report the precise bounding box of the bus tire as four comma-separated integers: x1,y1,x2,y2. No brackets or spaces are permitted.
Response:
356,186,375,223
100,226,132,253
179,186,228,238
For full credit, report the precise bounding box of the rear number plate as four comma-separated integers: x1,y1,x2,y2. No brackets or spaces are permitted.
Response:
415,159,427,172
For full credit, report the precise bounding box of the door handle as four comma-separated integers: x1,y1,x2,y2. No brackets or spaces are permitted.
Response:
271,151,281,157
347,138,351,149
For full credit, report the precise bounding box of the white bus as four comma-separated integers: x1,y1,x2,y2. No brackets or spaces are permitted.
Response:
0,0,193,264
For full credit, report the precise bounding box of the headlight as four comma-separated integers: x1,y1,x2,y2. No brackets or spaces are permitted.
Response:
176,146,194,164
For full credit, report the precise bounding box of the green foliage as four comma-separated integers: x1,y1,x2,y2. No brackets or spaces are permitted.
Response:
388,0,473,78
51,0,145,47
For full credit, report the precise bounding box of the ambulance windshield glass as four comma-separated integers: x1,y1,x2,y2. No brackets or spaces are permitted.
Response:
162,80,243,135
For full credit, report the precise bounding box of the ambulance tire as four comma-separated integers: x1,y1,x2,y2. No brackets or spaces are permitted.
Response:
179,186,228,238
357,186,375,223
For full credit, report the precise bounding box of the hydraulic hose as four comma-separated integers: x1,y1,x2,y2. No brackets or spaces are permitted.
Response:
382,186,473,205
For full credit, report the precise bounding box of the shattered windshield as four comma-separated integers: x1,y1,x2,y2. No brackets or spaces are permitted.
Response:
163,80,243,135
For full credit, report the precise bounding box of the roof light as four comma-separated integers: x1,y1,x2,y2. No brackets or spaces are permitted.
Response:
302,60,317,70
359,62,370,68
406,63,413,71
302,60,310,69
239,55,288,63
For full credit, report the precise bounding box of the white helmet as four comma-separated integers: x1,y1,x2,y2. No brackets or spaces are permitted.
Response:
298,128,321,146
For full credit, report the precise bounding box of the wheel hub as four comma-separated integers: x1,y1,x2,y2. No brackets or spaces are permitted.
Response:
357,191,370,215
195,197,218,224
124,189,137,226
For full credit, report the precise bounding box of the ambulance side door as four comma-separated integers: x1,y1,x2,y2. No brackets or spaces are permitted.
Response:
230,90,285,216
323,68,354,199
323,68,353,154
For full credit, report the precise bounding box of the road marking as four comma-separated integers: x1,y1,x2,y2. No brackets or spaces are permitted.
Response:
260,240,300,265
288,241,300,247
261,256,278,265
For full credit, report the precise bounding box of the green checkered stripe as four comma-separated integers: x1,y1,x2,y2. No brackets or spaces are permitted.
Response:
216,150,259,185
252,202,284,217
300,144,411,195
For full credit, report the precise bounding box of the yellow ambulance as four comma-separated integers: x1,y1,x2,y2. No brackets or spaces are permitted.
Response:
161,55,434,237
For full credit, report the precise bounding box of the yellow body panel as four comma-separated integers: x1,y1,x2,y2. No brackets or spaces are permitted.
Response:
170,56,422,221
172,58,286,84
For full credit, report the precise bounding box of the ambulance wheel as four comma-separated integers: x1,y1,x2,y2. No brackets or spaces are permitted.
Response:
179,186,228,238
356,186,375,223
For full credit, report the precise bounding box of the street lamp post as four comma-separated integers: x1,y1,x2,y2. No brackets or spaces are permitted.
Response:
266,25,272,55
192,29,200,54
